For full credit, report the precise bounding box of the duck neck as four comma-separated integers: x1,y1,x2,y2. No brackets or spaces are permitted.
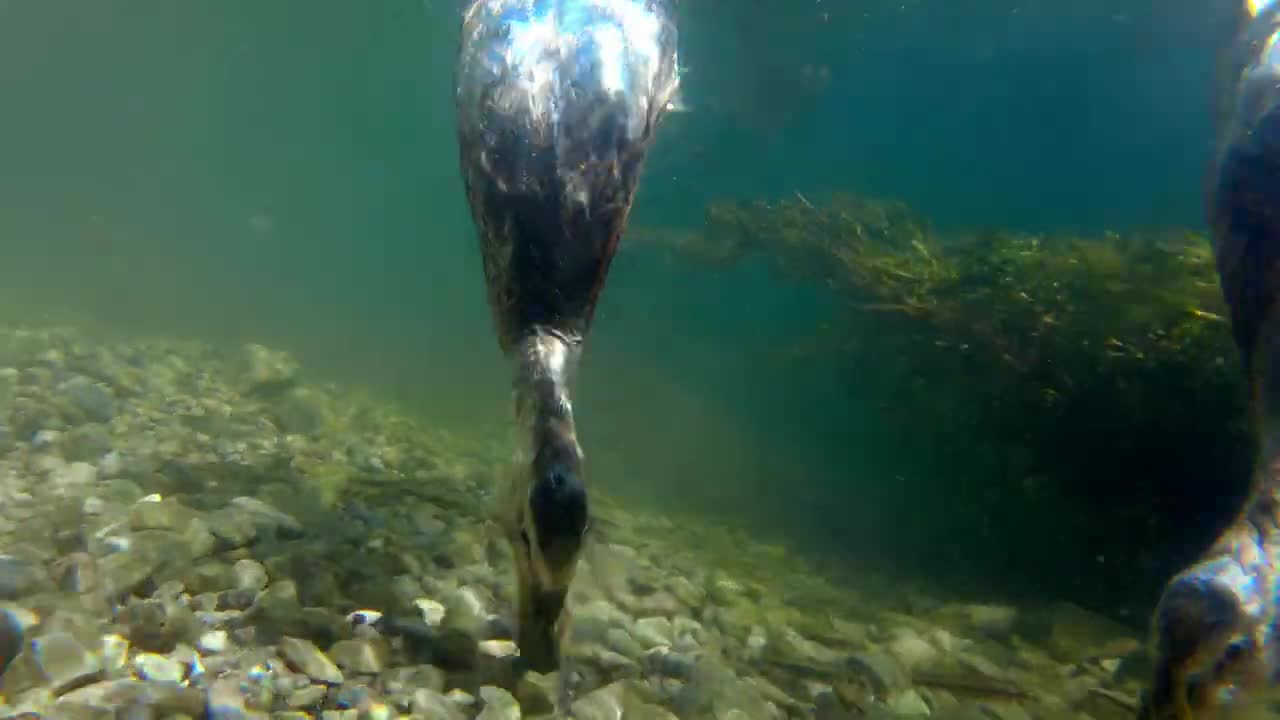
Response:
514,329,582,462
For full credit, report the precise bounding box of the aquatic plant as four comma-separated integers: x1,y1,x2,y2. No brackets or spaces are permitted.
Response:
629,193,1257,603
692,194,1230,389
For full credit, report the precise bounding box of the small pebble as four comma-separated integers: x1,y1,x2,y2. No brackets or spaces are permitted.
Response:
414,597,446,626
288,684,328,708
233,558,268,592
198,630,229,654
133,652,185,683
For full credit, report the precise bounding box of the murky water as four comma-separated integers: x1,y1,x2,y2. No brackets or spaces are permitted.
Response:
0,1,1259,718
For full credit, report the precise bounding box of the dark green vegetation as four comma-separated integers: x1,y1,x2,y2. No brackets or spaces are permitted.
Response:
633,193,1256,615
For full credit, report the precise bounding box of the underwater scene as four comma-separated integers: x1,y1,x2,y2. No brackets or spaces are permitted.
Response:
0,0,1270,718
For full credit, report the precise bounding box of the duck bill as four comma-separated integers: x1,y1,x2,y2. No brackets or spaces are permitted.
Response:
512,557,572,673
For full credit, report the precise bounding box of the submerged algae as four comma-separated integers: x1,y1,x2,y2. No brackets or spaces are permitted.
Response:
657,193,1235,400
630,193,1254,604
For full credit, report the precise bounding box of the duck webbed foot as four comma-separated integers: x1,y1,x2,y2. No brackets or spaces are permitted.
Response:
1141,517,1277,720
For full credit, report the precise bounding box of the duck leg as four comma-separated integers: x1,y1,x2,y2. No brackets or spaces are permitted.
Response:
1142,5,1280,718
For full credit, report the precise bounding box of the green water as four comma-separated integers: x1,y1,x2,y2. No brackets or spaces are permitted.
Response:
0,0,1242,628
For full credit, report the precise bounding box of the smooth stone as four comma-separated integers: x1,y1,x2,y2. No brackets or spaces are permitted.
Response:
270,388,329,435
127,527,214,588
889,689,932,716
1039,602,1138,663
328,637,388,675
245,581,305,641
770,624,843,667
280,636,344,685
2,631,103,696
571,680,677,720
121,595,197,654
381,664,447,698
100,634,129,674
128,498,199,532
10,397,59,440
446,688,476,706
578,644,638,674
709,577,746,605
475,639,521,689
957,651,1006,679
605,627,645,658
478,639,519,657
477,685,521,720
198,630,229,654
57,677,205,717
0,556,43,600
667,577,705,608
55,461,99,486
4,687,53,717
172,520,215,561
888,627,938,670
97,550,163,600
514,671,559,716
413,597,445,627
233,559,269,592
932,704,1012,720
207,674,249,718
964,604,1019,637
671,616,705,645
831,618,869,645
410,506,448,537
59,376,116,423
632,617,673,649
983,701,1033,720
63,424,112,462
846,650,907,696
217,586,258,612
241,343,298,393
412,688,466,719
31,428,60,449
815,689,853,720
97,451,124,478
287,684,328,708
183,562,238,595
644,646,696,679
441,586,493,639
207,508,258,549
228,497,303,537
133,652,185,683
745,625,767,660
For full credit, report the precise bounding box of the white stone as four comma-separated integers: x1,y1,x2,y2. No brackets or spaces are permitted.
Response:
197,630,228,654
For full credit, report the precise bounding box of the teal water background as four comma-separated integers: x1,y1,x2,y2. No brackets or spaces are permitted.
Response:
0,0,1238,622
